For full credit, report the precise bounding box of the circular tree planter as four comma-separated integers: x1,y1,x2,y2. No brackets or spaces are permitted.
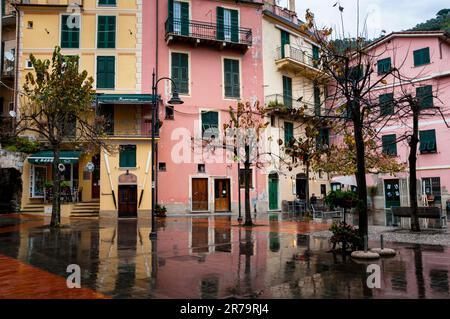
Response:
370,248,396,257
351,251,380,259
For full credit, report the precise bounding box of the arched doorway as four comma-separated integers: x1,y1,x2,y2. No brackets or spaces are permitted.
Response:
268,173,279,210
118,172,138,218
296,173,307,200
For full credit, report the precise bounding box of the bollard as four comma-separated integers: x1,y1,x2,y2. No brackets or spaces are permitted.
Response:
380,234,384,250
364,235,368,253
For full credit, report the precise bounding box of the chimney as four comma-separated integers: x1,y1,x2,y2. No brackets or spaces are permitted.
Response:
289,0,296,12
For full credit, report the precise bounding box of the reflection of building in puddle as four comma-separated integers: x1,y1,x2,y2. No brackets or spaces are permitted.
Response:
189,216,232,255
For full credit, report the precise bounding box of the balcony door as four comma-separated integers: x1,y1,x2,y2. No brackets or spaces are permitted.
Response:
173,0,189,36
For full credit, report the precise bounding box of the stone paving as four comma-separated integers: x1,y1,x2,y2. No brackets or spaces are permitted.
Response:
0,212,449,299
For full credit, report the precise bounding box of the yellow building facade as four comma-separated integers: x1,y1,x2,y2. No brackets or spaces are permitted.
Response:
17,0,153,218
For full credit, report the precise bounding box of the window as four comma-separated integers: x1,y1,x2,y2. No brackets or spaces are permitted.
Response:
171,52,189,94
419,129,437,153
97,104,114,135
119,145,136,168
198,164,205,173
61,15,80,48
282,76,292,108
284,122,294,147
280,30,290,58
239,169,253,188
377,57,391,75
97,16,116,48
382,134,397,156
27,21,33,29
314,85,321,115
201,111,219,139
158,162,167,171
223,58,240,98
413,47,430,67
217,7,239,42
312,45,320,67
316,128,330,149
422,177,441,203
349,65,363,81
98,0,116,6
165,106,174,120
379,93,394,115
416,85,433,109
96,56,115,89
25,60,33,69
170,0,189,36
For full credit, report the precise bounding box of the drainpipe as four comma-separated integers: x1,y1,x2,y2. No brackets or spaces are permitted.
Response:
13,4,20,123
155,0,159,205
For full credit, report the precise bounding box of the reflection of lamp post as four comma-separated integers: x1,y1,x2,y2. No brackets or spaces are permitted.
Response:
149,69,183,240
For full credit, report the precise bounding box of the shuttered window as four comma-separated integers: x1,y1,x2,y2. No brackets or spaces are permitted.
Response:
171,52,189,94
416,85,433,109
377,57,391,75
419,129,437,153
312,45,320,67
413,47,430,67
96,56,115,89
98,0,116,5
284,122,294,147
282,76,292,108
97,16,116,48
61,15,80,48
379,93,394,115
217,7,239,43
280,30,290,58
316,128,330,149
382,134,397,156
119,145,136,168
314,85,321,115
224,58,240,98
201,111,219,138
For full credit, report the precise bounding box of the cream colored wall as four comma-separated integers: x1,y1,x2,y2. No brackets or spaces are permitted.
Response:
99,140,152,215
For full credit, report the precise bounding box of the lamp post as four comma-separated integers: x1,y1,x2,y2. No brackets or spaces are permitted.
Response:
149,69,183,240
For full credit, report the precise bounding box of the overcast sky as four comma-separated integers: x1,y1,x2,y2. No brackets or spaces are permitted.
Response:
276,0,447,39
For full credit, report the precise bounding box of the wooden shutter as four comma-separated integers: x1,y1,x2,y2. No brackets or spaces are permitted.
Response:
216,7,224,41
280,30,290,58
98,16,116,48
414,47,430,66
180,2,189,36
201,111,218,135
224,59,239,98
314,85,321,115
282,76,292,108
417,85,433,109
419,129,436,153
382,134,397,155
230,9,239,42
97,56,115,89
61,15,79,48
171,53,189,94
284,122,293,146
379,93,394,115
119,145,136,168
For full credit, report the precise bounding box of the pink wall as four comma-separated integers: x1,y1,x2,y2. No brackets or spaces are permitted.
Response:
142,1,266,212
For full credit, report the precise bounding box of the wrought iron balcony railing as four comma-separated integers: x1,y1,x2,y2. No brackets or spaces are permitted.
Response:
276,44,320,69
263,2,300,25
165,17,252,50
265,94,324,116
15,0,83,7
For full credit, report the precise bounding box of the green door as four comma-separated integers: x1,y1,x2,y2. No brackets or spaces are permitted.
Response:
384,179,400,208
280,30,290,58
269,173,279,210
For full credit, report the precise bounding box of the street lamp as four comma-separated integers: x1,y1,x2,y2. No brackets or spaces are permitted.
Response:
149,69,183,240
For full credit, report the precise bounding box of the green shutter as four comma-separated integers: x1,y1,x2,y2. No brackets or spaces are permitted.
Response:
379,93,394,115
98,16,116,48
216,7,224,41
167,0,174,32
377,58,391,74
312,45,319,67
316,128,329,148
382,134,397,155
224,59,240,98
416,85,433,109
97,56,115,89
61,15,79,48
230,9,239,43
419,129,437,153
280,30,290,58
119,145,136,168
284,122,294,146
201,111,219,136
171,52,189,94
283,76,292,108
180,2,189,36
414,47,430,67
99,0,116,5
314,85,321,115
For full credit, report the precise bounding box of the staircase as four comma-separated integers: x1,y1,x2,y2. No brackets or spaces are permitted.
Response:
21,203,45,214
70,200,100,218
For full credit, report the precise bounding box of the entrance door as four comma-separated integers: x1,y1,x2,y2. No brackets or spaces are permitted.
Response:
32,166,47,198
118,185,137,218
269,173,279,210
384,179,400,208
296,178,307,200
192,178,208,211
91,155,100,199
214,179,230,212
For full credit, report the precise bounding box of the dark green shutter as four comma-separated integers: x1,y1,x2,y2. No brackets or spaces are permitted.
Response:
230,9,239,43
284,122,294,146
280,30,290,58
382,134,397,155
377,58,391,74
414,47,430,66
417,85,433,109
379,93,394,115
224,59,239,98
419,129,437,153
282,76,292,108
61,15,79,48
171,53,189,94
119,145,136,168
216,7,224,41
314,85,321,115
97,56,115,89
99,0,116,5
98,16,116,48
312,45,319,67
180,2,189,36
316,128,329,148
167,0,174,32
201,111,219,136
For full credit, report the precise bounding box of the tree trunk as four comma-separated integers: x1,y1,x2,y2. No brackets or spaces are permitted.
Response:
244,144,253,226
353,117,368,240
409,104,421,232
50,146,61,228
305,160,310,211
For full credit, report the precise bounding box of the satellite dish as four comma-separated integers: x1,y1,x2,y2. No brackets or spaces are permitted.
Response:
9,110,16,118
5,51,14,62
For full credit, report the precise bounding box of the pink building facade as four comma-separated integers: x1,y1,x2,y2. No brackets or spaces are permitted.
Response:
142,0,267,214
363,32,450,213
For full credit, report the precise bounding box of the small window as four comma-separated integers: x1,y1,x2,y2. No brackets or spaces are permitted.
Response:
119,145,136,168
382,134,397,156
98,0,117,6
27,21,33,29
316,128,330,149
422,177,441,203
379,93,394,115
158,162,167,171
239,169,253,189
198,164,205,173
419,129,437,154
165,106,174,120
25,60,33,69
413,47,430,67
201,111,219,139
416,85,433,109
223,58,240,99
377,58,391,75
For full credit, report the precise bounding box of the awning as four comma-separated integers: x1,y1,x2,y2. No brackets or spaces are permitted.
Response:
28,151,82,164
97,94,158,105
331,175,357,186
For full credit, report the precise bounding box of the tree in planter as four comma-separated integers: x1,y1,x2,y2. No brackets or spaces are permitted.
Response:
16,47,110,228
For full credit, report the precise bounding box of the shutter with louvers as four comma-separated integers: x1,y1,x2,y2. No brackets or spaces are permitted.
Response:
419,129,437,153
280,30,289,58
98,16,116,48
217,7,224,41
379,93,394,115
382,134,397,155
284,122,294,147
201,111,219,137
283,76,292,108
314,85,321,115
97,56,115,89
171,53,189,94
416,85,433,109
180,2,189,36
230,9,239,43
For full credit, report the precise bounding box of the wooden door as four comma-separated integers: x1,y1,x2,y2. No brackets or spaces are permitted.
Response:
91,155,100,199
192,178,208,211
269,174,279,210
214,179,230,212
118,185,137,218
384,179,400,208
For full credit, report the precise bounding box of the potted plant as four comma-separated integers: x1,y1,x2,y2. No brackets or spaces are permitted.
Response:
329,221,362,252
155,204,167,218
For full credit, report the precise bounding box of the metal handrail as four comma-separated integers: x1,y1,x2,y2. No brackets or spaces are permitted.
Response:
276,44,321,69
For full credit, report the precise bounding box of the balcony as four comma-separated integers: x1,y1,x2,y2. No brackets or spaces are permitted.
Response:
165,17,252,52
14,0,83,7
265,94,325,118
263,2,300,26
275,44,329,81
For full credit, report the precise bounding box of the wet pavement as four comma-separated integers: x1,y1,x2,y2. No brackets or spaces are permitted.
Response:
0,213,449,299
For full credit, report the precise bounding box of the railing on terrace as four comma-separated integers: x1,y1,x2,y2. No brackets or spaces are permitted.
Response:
165,17,252,47
265,94,326,116
263,2,299,25
101,119,155,138
15,0,83,6
276,44,321,69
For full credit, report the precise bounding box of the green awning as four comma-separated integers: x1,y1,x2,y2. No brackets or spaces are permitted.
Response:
97,94,157,105
28,151,82,164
